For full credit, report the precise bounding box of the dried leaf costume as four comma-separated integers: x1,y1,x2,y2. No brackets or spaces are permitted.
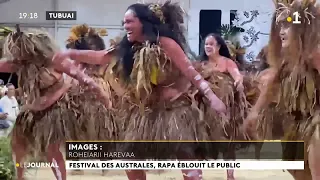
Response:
65,24,117,138
0,27,12,56
2,28,117,156
105,2,212,157
255,0,320,177
251,46,291,140
192,62,251,150
0,27,12,95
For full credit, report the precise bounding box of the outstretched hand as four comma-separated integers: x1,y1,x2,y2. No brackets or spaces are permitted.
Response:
243,110,259,139
209,96,227,114
234,78,244,92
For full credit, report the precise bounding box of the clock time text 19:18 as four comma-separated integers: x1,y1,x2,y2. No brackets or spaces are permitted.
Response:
19,13,38,19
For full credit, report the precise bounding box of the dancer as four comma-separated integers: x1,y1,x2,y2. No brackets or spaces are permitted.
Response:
196,33,250,180
52,1,226,180
65,24,111,176
0,25,115,180
245,0,319,179
250,46,289,159
254,46,288,141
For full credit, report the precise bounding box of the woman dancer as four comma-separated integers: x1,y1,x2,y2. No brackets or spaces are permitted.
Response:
254,46,289,141
251,46,290,160
65,24,112,176
0,26,114,180
196,33,249,180
53,1,226,180
245,0,320,179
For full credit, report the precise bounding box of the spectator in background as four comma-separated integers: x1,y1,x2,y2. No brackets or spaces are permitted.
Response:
0,79,5,98
0,83,19,136
0,105,10,136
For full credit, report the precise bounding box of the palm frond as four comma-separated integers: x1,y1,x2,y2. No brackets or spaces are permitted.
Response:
220,24,241,39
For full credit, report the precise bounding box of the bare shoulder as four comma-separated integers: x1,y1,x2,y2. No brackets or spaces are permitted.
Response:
159,37,177,47
223,57,238,67
158,37,185,60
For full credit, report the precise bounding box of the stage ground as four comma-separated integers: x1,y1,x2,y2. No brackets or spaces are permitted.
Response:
25,168,294,180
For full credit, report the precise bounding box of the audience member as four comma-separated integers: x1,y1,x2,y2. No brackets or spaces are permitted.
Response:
0,79,5,98
0,83,19,136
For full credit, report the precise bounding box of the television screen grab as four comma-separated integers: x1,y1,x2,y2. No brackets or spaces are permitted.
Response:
0,0,315,179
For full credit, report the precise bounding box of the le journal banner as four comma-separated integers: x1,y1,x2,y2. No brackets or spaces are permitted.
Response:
66,141,304,160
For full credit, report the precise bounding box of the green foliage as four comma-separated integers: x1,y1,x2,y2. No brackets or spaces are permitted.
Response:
220,24,241,40
220,24,245,52
0,137,15,180
0,27,12,38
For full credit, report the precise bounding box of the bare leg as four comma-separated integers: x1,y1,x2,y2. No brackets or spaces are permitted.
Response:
177,150,203,180
125,170,146,180
101,169,107,176
46,143,66,180
308,139,320,180
11,135,27,180
101,159,107,176
255,142,263,159
223,147,236,180
288,170,312,180
70,159,84,175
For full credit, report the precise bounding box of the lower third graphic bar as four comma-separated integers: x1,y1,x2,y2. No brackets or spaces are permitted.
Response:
46,11,77,20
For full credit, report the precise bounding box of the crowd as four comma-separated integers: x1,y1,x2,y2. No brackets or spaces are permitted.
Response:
0,80,19,136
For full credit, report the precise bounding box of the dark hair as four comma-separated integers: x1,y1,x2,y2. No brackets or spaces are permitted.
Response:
118,1,187,78
66,34,105,51
198,33,231,61
5,83,14,88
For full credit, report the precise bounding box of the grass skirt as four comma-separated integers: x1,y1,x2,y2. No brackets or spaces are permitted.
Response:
281,109,320,179
203,72,252,154
192,61,252,140
257,105,294,140
11,80,117,156
119,93,211,159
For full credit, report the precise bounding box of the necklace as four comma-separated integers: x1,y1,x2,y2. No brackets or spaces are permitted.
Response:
208,59,218,67
211,62,218,67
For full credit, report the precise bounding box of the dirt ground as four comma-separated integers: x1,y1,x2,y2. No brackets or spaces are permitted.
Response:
23,145,295,179
25,168,294,180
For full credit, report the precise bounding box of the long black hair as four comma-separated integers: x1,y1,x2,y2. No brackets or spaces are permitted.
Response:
117,1,188,78
198,33,231,61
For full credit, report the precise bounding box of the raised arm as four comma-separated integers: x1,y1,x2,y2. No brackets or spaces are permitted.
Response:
52,47,115,65
0,59,17,73
160,37,226,113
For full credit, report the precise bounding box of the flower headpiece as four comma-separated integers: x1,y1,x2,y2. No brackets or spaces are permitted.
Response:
148,3,165,23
